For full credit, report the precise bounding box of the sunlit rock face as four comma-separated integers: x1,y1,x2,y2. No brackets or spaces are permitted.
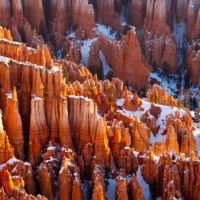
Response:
0,1,200,199
89,27,150,90
141,0,177,73
0,0,198,85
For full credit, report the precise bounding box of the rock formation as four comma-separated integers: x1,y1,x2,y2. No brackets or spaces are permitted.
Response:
142,0,177,73
0,25,199,200
75,0,97,40
130,0,146,28
96,0,123,32
186,39,200,83
22,0,46,35
186,0,200,41
0,0,11,27
128,172,145,200
146,84,177,106
116,169,129,200
4,87,24,160
165,125,179,154
97,27,150,90
0,111,15,164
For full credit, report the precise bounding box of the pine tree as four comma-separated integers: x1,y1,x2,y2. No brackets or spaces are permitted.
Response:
184,89,190,108
194,108,200,123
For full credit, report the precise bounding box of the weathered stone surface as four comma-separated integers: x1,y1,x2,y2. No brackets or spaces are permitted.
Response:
98,28,150,90
4,87,24,160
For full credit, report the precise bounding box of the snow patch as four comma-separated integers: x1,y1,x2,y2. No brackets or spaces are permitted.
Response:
50,66,59,73
81,180,92,200
193,129,200,156
68,95,92,102
106,178,116,200
80,38,98,66
99,50,111,78
137,166,151,200
0,56,10,67
116,98,125,107
96,24,118,39
149,70,179,97
7,158,18,165
117,99,186,144
47,146,56,151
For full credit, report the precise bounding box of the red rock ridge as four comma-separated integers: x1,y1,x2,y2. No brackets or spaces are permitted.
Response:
91,27,150,90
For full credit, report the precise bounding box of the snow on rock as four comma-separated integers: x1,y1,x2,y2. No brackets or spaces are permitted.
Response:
137,165,151,200
7,158,18,165
193,129,200,156
80,38,98,66
0,38,21,46
0,111,3,132
68,95,92,102
117,99,186,144
0,56,10,66
66,32,76,39
116,98,125,107
149,70,179,97
99,50,111,78
96,24,118,39
0,163,6,170
97,112,102,119
47,145,56,151
32,95,42,101
6,92,12,99
50,66,59,73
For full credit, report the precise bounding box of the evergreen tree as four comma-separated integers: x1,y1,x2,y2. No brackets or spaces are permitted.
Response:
192,97,198,110
178,90,184,108
184,89,190,108
194,108,200,123
184,71,191,89
106,70,114,82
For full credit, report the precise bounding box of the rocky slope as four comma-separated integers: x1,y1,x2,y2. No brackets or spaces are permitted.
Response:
0,25,199,200
0,0,200,95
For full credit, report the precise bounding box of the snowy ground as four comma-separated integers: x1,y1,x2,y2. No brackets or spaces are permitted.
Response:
117,95,200,159
116,99,186,144
127,165,151,200
149,70,180,97
99,50,111,78
106,178,116,200
81,180,92,200
193,130,200,156
149,70,200,109
79,38,98,67
137,166,151,200
96,24,118,39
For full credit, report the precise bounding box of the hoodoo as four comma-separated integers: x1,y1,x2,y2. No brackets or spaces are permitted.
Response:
0,1,199,199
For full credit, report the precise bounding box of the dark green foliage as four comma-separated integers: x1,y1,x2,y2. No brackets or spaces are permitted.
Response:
138,86,146,98
184,71,191,89
195,43,200,52
104,170,111,191
194,108,200,123
183,89,190,108
88,66,104,80
64,73,70,84
106,70,114,82
106,86,116,103
163,61,169,75
149,179,157,200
